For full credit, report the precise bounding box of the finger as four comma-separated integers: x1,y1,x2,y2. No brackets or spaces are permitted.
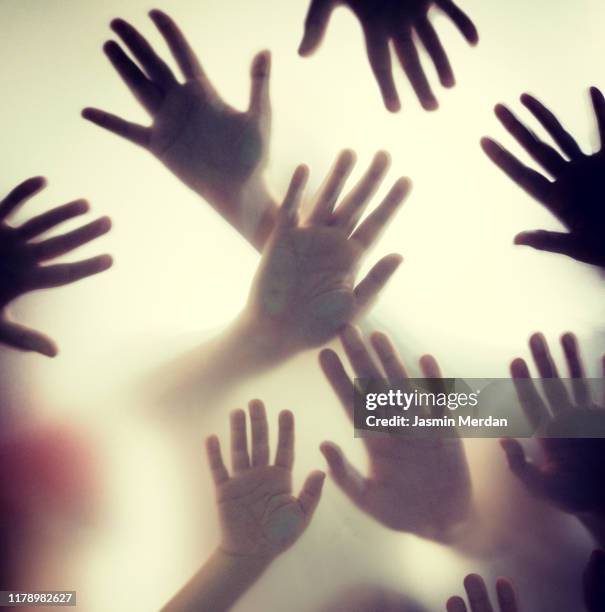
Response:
110,18,177,86
446,597,469,612
495,578,519,612
529,332,573,413
230,409,250,472
435,0,479,44
480,137,551,204
29,255,113,289
31,217,112,262
275,410,295,469
298,0,335,56
353,253,403,313
510,357,548,430
18,200,89,240
307,150,356,226
463,574,494,612
521,94,583,159
102,41,163,113
494,104,566,176
205,435,229,486
0,320,57,357
248,399,270,467
81,108,150,147
561,332,591,408
0,177,46,220
340,324,383,381
415,17,454,87
362,25,400,112
500,438,548,497
420,353,447,416
319,348,355,421
297,470,326,518
591,86,605,149
331,151,390,233
319,441,365,504
248,50,271,117
276,165,309,230
149,9,205,80
370,331,409,382
394,33,438,111
514,230,583,260
350,177,411,250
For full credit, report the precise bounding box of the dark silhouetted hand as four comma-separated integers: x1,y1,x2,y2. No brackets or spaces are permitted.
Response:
83,9,275,249
299,0,478,112
319,325,472,539
246,151,409,354
482,88,605,267
0,177,112,357
446,574,519,612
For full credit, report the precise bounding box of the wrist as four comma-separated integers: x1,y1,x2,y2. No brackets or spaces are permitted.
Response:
213,547,273,578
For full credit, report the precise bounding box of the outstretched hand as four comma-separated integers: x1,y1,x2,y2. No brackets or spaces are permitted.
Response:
447,574,519,612
299,0,478,111
482,87,605,266
0,177,112,357
206,400,325,560
319,325,472,538
501,332,605,517
83,9,275,249
246,151,409,355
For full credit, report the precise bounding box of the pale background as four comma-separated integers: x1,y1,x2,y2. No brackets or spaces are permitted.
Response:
1,0,605,610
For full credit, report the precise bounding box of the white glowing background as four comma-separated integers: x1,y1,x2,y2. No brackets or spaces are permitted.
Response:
1,0,605,610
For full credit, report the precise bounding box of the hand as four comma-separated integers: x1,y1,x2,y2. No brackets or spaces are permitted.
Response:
501,332,605,516
205,400,325,560
299,0,478,112
0,177,112,357
83,9,276,250
245,151,409,355
584,550,605,612
319,325,472,538
481,87,605,266
446,574,519,612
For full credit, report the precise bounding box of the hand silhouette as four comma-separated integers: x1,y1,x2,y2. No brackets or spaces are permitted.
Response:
501,332,605,516
319,325,472,538
206,400,325,559
447,574,519,612
0,177,112,357
584,550,605,612
299,0,478,112
83,9,275,249
246,151,409,354
482,87,605,266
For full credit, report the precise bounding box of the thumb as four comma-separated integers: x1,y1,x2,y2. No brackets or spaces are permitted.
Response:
298,470,326,519
500,438,547,497
298,0,335,56
514,230,582,259
248,50,271,117
0,320,58,357
320,441,366,505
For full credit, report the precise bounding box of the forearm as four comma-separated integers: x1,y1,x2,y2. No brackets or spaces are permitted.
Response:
162,549,269,612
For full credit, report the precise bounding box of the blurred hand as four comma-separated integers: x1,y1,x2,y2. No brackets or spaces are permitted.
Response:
206,400,325,560
584,550,605,612
446,574,519,612
246,151,409,354
319,325,472,538
501,332,605,517
83,9,275,250
0,177,112,357
299,0,478,112
482,87,605,266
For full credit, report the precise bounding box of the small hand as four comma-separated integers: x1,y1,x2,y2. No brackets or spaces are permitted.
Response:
446,574,519,612
83,10,275,249
319,325,472,537
205,400,325,560
482,87,605,266
299,0,478,111
501,332,605,516
246,151,409,354
0,177,112,357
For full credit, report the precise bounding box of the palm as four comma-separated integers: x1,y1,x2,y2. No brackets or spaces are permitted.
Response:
217,466,307,557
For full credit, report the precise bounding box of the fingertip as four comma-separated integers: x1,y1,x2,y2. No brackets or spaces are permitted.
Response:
385,96,401,112
95,254,114,271
510,357,529,378
422,97,439,111
529,331,546,352
560,331,576,348
98,216,113,231
279,409,295,426
373,149,391,169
